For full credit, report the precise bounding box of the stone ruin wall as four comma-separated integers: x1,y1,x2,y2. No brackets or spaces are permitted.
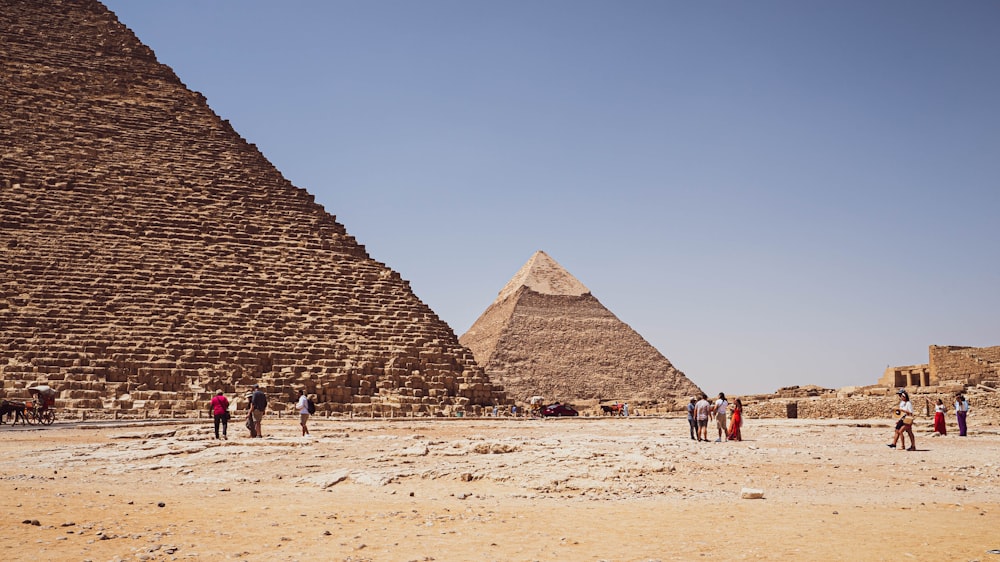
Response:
741,386,1000,426
737,344,1000,423
736,347,1000,423
929,345,1000,387
0,0,508,418
878,345,1000,391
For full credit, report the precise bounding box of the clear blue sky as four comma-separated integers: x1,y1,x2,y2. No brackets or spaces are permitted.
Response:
104,0,999,395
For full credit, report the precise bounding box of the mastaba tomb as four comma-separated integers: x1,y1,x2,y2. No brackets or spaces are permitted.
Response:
459,250,703,405
0,0,508,416
880,345,1000,391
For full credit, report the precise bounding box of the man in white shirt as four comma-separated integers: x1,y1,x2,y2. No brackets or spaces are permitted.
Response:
295,389,311,437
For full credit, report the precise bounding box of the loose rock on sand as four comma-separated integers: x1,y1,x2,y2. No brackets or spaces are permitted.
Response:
1,416,998,561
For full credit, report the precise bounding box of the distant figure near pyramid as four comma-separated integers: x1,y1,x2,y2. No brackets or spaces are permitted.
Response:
0,0,507,416
460,251,702,406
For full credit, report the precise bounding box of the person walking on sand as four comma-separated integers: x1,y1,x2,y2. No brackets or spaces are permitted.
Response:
250,384,268,438
713,392,729,442
694,394,711,442
955,394,969,436
728,398,743,441
928,398,947,435
888,389,915,451
210,389,230,440
686,397,697,440
295,389,311,437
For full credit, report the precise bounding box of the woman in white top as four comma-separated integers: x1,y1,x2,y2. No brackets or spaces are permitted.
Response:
888,389,915,451
928,398,947,435
955,394,969,436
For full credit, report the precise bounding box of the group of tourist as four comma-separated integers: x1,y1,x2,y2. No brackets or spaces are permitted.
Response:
888,389,972,451
207,384,973,447
208,384,315,440
686,392,743,442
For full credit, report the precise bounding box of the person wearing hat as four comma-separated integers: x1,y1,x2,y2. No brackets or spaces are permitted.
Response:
888,389,915,451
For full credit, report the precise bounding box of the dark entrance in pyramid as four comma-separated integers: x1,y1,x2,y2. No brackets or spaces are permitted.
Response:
0,1,507,416
460,251,702,405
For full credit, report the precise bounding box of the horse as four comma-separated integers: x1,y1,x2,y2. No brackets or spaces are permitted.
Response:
0,400,28,425
600,404,623,416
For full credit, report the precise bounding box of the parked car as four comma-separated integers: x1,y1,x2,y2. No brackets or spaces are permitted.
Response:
541,403,579,417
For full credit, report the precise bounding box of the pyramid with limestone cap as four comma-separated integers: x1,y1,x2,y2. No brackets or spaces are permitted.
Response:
460,251,702,406
496,250,590,302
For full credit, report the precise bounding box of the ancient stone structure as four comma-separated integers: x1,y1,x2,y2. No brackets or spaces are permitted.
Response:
743,389,1000,421
459,251,702,405
879,345,1000,390
0,0,508,416
880,364,933,389
928,345,1000,387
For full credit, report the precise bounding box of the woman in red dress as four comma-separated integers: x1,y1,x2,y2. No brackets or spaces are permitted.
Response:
930,398,947,435
727,398,743,441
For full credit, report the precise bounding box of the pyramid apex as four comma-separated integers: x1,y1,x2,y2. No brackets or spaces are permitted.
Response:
495,251,590,303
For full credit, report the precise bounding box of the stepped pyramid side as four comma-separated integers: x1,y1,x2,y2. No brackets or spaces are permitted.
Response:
461,251,702,404
0,0,507,416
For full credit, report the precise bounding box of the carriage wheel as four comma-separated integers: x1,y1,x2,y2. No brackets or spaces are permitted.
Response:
40,410,55,425
24,409,38,425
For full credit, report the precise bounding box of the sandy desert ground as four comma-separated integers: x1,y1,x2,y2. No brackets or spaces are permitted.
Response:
1,414,998,562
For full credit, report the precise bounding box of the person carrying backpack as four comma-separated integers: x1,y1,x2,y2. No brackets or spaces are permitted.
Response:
249,384,268,438
295,389,311,437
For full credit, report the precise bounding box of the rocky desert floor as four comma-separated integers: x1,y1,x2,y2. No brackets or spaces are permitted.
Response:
1,415,998,562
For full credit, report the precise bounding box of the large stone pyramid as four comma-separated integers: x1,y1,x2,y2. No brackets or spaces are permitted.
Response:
0,0,507,416
460,251,702,404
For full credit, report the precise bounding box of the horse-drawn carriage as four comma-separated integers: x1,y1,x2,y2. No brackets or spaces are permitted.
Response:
0,385,56,426
599,402,624,416
26,385,56,425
